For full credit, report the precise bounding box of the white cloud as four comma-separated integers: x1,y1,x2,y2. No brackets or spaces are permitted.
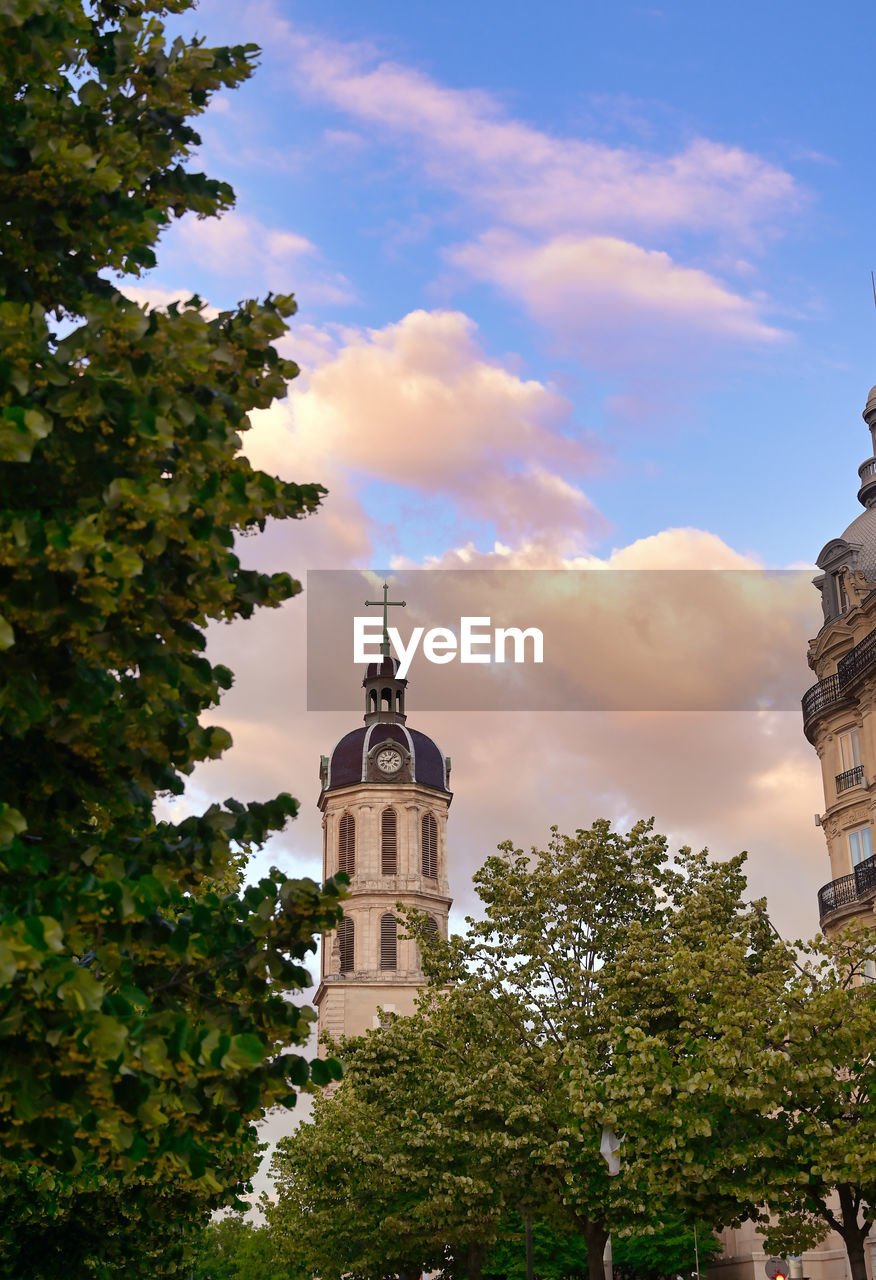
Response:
281,28,800,247
246,308,606,543
166,211,357,308
450,232,787,355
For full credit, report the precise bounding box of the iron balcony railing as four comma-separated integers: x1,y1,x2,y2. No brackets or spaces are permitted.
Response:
818,852,876,924
836,764,865,794
802,623,876,728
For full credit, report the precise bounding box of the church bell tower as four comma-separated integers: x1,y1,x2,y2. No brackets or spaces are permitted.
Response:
314,594,453,1047
805,382,876,935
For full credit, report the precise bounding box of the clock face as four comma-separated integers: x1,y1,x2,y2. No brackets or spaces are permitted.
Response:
377,748,403,775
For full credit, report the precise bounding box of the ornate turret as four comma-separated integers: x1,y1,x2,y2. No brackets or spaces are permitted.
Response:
314,587,453,1048
804,387,876,936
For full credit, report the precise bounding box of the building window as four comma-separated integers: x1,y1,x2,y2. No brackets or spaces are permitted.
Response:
421,812,437,879
337,917,354,973
835,570,850,615
380,913,397,970
849,827,873,867
381,808,397,875
338,813,355,876
839,729,862,773
425,915,439,939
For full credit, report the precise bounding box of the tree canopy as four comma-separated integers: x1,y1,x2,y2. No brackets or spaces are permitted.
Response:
271,821,760,1280
0,0,343,1272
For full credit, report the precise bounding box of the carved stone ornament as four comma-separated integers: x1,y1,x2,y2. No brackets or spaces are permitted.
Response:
842,803,871,828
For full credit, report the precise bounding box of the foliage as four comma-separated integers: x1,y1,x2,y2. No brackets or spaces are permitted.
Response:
272,822,757,1280
482,1213,590,1279
611,1217,721,1280
757,932,876,1280
0,0,344,1270
190,1213,298,1280
573,854,876,1280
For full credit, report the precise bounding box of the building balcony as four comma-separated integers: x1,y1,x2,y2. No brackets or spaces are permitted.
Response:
818,852,876,926
836,764,866,794
803,623,876,736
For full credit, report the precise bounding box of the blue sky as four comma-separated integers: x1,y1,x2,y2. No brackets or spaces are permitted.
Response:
141,0,876,956
137,0,876,572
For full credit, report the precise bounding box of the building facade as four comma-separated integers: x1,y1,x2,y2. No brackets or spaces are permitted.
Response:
313,655,453,1047
713,383,876,1280
804,382,876,939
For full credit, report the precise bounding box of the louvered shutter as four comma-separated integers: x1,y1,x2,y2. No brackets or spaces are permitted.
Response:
379,913,397,970
338,917,354,973
338,813,355,876
381,808,397,875
425,915,439,939
421,812,437,879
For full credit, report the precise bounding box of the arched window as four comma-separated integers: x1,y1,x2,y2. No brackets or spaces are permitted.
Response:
380,913,397,970
338,813,355,876
381,808,397,875
338,917,354,973
421,812,437,879
417,915,440,970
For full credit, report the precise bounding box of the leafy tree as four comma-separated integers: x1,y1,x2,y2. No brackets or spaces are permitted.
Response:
190,1213,298,1280
268,1083,425,1278
575,855,876,1280
482,1213,590,1279
610,1217,721,1280
0,0,344,1269
756,932,876,1280
272,821,753,1280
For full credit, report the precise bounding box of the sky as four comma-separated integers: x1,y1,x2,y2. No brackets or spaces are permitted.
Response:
135,0,876,1184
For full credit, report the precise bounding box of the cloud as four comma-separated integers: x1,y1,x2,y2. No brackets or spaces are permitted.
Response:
450,232,786,355
162,211,357,308
119,284,219,317
283,29,800,246
408,527,763,571
246,308,606,543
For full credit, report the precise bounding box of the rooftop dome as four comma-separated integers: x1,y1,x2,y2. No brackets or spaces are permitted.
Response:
323,721,450,793
838,507,876,577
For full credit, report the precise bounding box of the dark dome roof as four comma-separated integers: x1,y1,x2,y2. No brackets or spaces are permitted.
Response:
324,721,449,792
364,655,403,681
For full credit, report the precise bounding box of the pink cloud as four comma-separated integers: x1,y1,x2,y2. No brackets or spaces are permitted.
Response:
284,30,800,245
450,232,786,355
166,211,357,307
247,309,606,542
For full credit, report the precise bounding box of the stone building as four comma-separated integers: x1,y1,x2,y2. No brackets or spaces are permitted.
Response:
804,381,876,941
314,652,453,1045
714,383,876,1280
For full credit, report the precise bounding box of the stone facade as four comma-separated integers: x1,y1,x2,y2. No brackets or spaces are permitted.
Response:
709,384,876,1279
803,383,876,940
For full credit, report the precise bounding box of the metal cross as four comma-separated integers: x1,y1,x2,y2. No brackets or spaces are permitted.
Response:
364,582,406,658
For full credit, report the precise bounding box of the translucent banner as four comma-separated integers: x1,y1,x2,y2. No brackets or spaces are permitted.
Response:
306,569,818,712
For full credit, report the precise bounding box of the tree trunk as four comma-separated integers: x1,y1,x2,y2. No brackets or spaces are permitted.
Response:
837,1183,871,1280
466,1240,486,1280
582,1220,609,1280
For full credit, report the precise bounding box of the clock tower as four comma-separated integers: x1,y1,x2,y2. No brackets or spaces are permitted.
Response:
314,652,453,1047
